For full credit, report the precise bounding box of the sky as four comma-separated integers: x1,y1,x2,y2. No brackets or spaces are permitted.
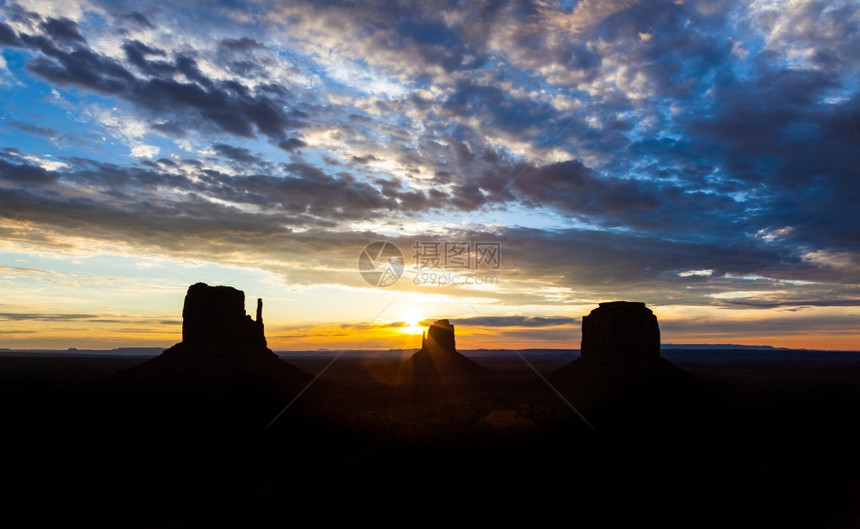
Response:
0,0,858,351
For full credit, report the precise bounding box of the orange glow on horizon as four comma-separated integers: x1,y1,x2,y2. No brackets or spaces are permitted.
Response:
1,309,857,352
398,309,426,335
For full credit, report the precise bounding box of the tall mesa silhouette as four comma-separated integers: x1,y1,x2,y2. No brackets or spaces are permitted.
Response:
99,283,314,421
552,301,690,380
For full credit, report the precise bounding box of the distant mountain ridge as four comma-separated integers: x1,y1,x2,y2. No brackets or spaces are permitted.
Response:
2,344,857,356
662,344,790,350
0,347,165,356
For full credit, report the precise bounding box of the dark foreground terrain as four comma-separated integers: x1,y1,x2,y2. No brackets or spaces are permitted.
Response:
3,348,860,528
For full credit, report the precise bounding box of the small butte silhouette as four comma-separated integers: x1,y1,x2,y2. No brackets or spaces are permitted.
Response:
401,318,489,377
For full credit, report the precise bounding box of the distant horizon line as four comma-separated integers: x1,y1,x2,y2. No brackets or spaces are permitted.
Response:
2,343,859,354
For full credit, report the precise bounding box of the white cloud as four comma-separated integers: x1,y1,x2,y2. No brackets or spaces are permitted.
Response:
86,105,160,159
679,269,713,277
0,54,14,86
802,249,860,272
546,0,639,35
22,154,68,172
326,60,408,99
130,144,160,159
747,0,860,69
754,226,794,242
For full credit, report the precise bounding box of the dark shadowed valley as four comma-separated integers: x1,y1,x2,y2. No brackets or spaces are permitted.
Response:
2,290,859,528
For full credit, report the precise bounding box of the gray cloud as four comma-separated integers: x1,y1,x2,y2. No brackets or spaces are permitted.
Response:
0,156,59,185
440,315,578,328
10,15,302,146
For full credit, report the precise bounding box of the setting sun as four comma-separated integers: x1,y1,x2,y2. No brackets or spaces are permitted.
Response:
400,310,426,335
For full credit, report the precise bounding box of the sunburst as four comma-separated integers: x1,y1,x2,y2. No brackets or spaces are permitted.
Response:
400,309,426,335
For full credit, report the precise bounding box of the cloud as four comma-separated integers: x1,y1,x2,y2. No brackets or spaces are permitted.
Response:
684,64,860,253
712,298,860,309
0,151,433,257
115,11,153,30
7,120,60,138
442,315,578,328
1,0,858,334
0,312,100,321
679,269,714,278
0,264,58,276
0,153,60,184
746,0,860,70
0,138,856,313
12,15,302,147
0,20,22,46
277,137,307,151
211,143,264,166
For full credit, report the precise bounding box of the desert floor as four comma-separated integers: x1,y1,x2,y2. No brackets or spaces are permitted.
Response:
2,349,859,528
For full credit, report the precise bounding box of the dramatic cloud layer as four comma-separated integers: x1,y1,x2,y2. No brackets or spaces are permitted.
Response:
1,0,858,349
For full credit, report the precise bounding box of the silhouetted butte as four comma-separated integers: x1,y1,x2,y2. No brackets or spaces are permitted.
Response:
181,282,267,347
101,283,313,417
402,319,488,377
553,301,689,380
